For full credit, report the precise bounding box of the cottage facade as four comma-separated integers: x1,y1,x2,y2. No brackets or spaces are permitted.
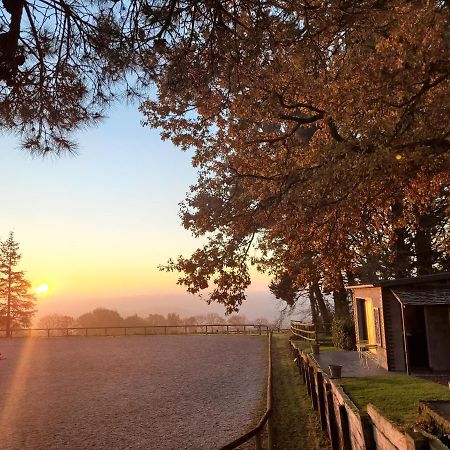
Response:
347,273,450,374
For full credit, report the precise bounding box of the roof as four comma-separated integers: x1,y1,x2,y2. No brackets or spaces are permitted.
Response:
347,272,450,290
391,288,450,306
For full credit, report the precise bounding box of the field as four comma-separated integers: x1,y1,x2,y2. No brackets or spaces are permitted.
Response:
0,335,267,449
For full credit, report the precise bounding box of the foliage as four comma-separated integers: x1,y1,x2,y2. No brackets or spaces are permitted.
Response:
40,308,261,328
0,232,36,335
4,1,449,317
339,376,450,428
38,314,75,329
331,318,356,351
143,1,449,315
76,308,125,328
1,0,227,153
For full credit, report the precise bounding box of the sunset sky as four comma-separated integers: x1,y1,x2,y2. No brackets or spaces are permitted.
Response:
1,104,282,322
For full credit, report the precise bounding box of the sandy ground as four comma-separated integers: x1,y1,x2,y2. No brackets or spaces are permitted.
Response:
0,336,267,450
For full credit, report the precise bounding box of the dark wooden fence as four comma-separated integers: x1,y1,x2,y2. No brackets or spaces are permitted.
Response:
0,324,270,338
220,331,273,450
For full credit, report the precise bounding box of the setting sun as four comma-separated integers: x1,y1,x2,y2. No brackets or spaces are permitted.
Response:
35,283,49,295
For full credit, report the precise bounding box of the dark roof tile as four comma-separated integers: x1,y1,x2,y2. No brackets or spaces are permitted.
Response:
391,288,450,306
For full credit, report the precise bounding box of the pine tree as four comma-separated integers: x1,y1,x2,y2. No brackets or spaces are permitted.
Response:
0,232,36,337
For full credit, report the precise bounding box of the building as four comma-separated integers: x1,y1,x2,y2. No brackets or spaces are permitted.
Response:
347,273,450,374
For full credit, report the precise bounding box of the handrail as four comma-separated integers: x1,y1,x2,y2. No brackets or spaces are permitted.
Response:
290,321,332,344
0,324,270,338
219,331,273,450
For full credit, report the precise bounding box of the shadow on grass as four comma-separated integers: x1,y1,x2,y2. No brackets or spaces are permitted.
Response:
272,334,330,450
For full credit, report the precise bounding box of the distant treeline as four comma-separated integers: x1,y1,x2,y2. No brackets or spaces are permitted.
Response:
36,308,271,329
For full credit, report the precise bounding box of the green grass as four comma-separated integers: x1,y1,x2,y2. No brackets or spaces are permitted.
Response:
272,334,330,450
339,376,450,428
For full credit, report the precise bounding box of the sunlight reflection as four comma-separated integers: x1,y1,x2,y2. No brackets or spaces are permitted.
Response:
0,337,38,433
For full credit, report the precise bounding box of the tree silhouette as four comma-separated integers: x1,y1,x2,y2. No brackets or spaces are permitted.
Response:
0,232,36,336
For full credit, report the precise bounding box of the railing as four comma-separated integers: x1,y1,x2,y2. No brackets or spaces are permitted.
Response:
220,331,273,450
0,324,270,338
290,321,332,345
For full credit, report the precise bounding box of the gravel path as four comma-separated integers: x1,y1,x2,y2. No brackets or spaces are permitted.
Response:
0,336,267,450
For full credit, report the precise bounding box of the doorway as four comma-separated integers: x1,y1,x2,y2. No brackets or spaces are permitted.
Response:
356,298,368,341
404,305,430,370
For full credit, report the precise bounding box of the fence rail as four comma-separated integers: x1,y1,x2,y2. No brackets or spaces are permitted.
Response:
290,321,332,345
0,324,270,338
220,331,273,450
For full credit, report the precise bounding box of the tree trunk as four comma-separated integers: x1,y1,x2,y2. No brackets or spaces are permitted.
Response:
6,272,11,338
312,280,331,326
308,284,319,325
414,213,434,275
333,273,350,319
391,200,412,278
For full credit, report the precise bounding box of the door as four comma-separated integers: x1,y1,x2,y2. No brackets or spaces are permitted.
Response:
404,305,430,370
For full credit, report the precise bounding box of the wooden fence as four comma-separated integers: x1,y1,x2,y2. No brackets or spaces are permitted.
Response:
0,324,270,338
291,321,332,345
220,331,273,450
289,339,446,450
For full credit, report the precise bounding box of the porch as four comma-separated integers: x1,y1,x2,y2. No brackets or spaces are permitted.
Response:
311,350,392,378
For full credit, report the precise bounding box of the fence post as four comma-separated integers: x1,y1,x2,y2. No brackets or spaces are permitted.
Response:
164,326,167,335
360,414,376,450
243,325,246,335
316,371,327,430
185,326,187,335
255,431,262,450
205,325,208,335
309,366,318,410
305,361,312,396
47,329,50,338
267,415,273,450
226,325,229,335
326,386,340,450
85,328,88,337
338,404,352,450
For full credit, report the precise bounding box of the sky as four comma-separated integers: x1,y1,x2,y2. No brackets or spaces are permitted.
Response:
0,104,286,323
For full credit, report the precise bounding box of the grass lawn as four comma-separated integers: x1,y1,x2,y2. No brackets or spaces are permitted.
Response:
272,334,330,450
339,376,450,428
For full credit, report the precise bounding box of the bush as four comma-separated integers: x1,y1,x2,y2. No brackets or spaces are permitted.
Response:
331,317,356,350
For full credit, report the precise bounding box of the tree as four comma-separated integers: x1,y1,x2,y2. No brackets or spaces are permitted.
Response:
166,312,182,325
38,313,75,329
145,1,449,316
0,232,36,336
76,308,124,327
4,1,448,318
0,0,214,153
227,314,247,325
122,314,147,326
